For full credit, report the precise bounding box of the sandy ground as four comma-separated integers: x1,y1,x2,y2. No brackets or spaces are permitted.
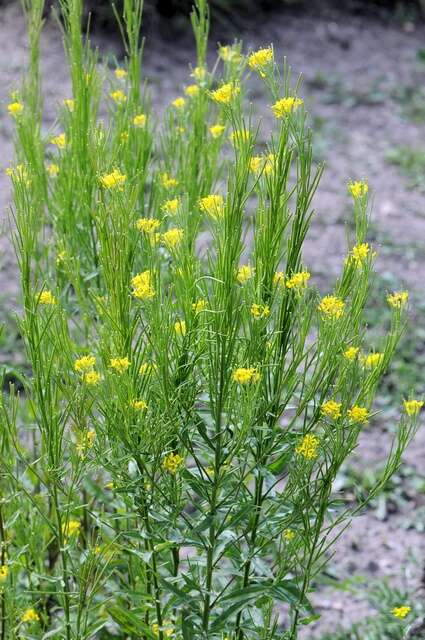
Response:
1,2,424,635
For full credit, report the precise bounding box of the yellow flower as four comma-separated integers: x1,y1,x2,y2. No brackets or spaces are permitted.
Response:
286,271,311,290
232,367,261,385
250,156,263,173
56,250,66,265
218,45,243,64
76,429,96,457
63,519,81,541
6,164,30,184
120,131,129,143
283,529,295,541
348,180,368,199
321,400,342,420
271,97,303,118
264,154,276,175
163,227,184,250
131,399,148,411
51,133,66,149
191,66,207,82
174,320,187,336
83,371,101,386
318,295,345,320
21,608,40,623
151,621,175,638
392,605,411,619
350,242,370,266
192,299,207,314
403,399,424,417
347,405,369,424
295,434,319,459
210,82,240,105
133,113,147,127
387,291,409,310
172,96,186,109
237,265,253,285
248,46,274,73
109,357,131,374
131,271,155,300
37,290,57,306
7,101,24,117
47,163,59,177
344,346,359,361
209,123,225,138
99,169,127,190
363,352,383,369
110,89,127,104
161,197,180,215
199,194,224,219
114,68,127,79
185,84,200,97
273,271,285,286
161,173,179,189
136,218,161,234
139,362,157,376
74,355,96,372
0,565,8,582
251,303,270,319
64,98,75,111
250,154,275,175
163,453,184,475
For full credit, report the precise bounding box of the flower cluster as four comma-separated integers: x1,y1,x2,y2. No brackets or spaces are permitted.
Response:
199,194,224,219
99,169,127,190
404,399,423,417
248,46,274,74
251,303,270,319
8,101,24,117
321,400,342,420
350,242,370,266
137,218,160,234
271,96,303,118
37,290,57,306
237,265,253,284
76,429,96,456
285,271,311,290
109,357,131,374
387,290,408,310
163,453,184,474
295,434,319,459
318,295,345,320
348,180,368,199
131,271,155,300
344,346,359,361
210,82,240,105
321,400,369,424
21,608,40,623
232,367,261,385
392,605,411,619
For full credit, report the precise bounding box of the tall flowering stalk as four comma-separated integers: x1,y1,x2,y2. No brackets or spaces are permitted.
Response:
0,1,421,639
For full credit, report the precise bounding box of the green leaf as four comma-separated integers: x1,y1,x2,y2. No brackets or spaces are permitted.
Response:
299,614,321,625
108,605,156,638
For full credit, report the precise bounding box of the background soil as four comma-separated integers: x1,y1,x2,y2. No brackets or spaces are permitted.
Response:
0,1,424,635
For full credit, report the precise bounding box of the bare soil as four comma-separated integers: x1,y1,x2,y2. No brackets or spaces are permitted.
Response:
0,2,424,634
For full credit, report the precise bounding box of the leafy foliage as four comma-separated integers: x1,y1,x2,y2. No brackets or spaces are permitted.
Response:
0,0,422,638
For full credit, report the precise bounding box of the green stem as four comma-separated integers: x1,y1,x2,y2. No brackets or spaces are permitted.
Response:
0,504,6,640
52,486,72,640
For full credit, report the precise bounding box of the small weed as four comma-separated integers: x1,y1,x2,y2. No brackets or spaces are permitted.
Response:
319,580,423,639
387,144,425,191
